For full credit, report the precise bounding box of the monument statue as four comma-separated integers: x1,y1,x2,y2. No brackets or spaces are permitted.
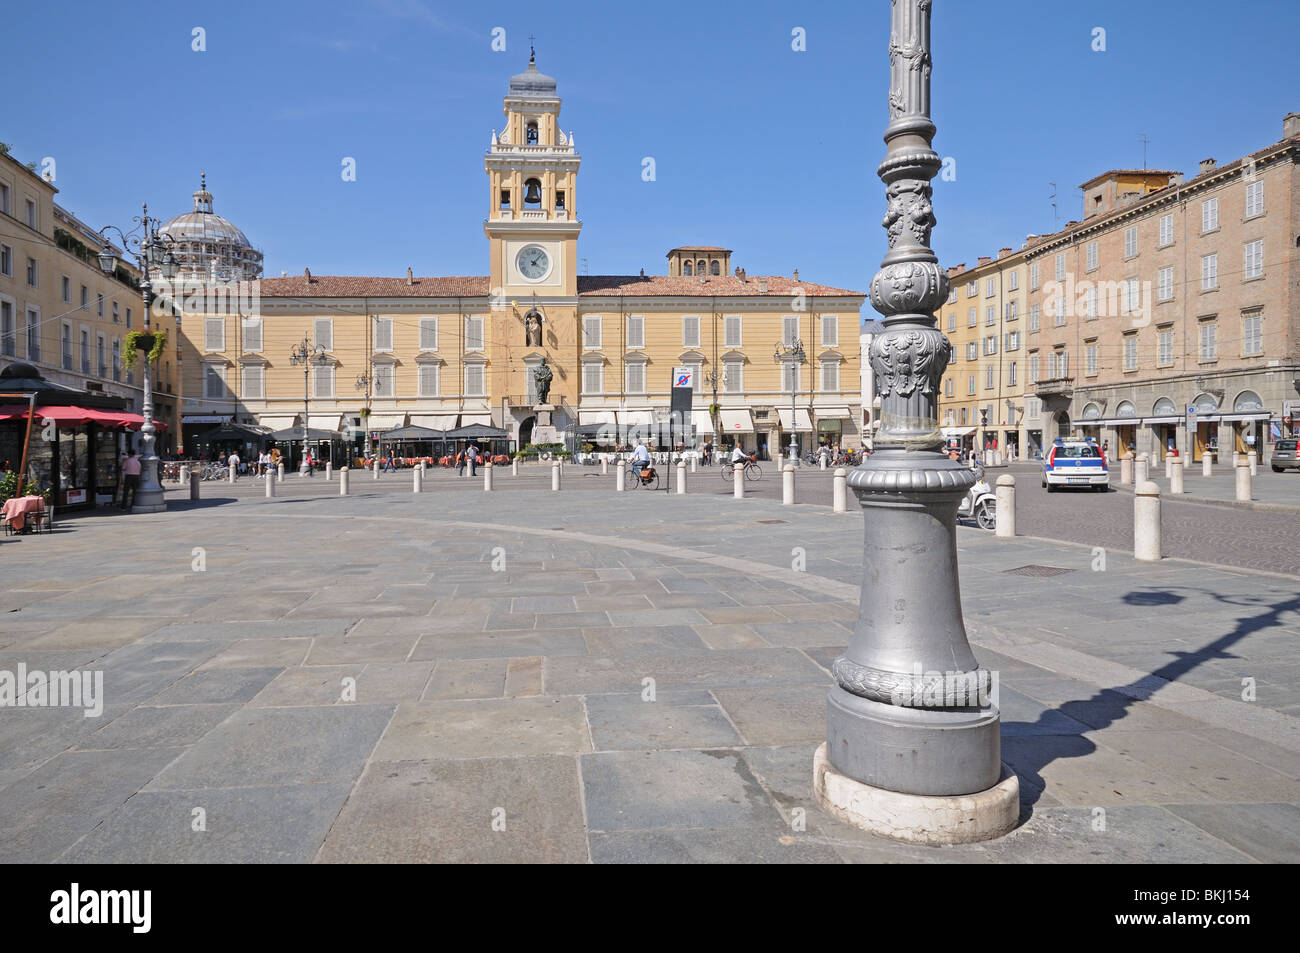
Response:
524,309,543,347
533,358,553,405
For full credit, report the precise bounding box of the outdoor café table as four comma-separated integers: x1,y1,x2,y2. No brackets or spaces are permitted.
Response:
2,495,45,533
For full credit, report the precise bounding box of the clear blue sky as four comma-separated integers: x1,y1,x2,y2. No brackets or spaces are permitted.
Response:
4,0,1297,320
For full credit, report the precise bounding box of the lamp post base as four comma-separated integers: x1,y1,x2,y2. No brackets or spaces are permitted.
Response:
813,742,1019,845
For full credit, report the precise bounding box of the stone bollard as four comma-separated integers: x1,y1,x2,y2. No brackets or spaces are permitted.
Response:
373,459,380,480
413,468,422,493
1235,457,1252,501
833,467,847,513
782,464,795,505
1232,451,1241,471
277,463,285,483
994,451,1004,467
1170,459,1184,495
189,467,201,500
339,467,349,495
265,471,275,498
512,458,519,477
326,462,333,481
601,456,608,475
676,461,686,495
995,474,1015,538
616,460,625,492
551,462,561,491
1120,454,1133,485
820,455,828,470
1248,450,1257,477
1164,455,1172,480
229,464,236,484
1135,453,1149,486
484,464,493,492
1134,481,1162,561
1202,454,1212,477
690,455,697,473
733,463,744,499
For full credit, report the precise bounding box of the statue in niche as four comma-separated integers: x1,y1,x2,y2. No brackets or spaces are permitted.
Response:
533,358,553,405
524,308,543,347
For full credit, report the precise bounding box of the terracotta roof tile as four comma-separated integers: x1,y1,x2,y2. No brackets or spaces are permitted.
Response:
255,274,862,298
577,275,862,297
258,276,490,297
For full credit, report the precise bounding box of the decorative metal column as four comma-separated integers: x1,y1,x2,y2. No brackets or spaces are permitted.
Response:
819,0,1014,821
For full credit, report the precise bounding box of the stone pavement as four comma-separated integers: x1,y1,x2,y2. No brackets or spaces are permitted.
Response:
1109,461,1300,512
1,484,1297,863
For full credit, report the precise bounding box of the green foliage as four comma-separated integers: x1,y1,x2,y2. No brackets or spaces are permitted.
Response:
122,329,167,372
0,470,45,503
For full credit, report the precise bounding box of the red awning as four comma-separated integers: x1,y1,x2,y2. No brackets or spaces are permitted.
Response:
34,406,91,426
115,412,168,432
0,404,31,421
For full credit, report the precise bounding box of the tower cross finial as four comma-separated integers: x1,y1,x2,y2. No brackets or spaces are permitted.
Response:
528,34,536,62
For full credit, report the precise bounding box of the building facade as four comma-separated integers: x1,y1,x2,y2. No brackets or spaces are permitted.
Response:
177,56,866,458
0,147,180,448
938,113,1300,462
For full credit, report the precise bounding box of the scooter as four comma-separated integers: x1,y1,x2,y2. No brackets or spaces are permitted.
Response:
957,463,996,530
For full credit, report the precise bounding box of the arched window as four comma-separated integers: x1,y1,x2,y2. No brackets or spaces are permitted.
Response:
1234,390,1264,412
683,261,693,276
696,259,706,275
526,121,538,145
710,261,720,276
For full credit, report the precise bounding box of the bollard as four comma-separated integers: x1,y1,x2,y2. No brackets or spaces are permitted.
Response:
413,468,422,493
820,455,828,471
229,464,236,484
1134,481,1162,561
373,459,380,480
552,462,561,491
189,467,201,500
1202,454,1212,477
1235,457,1252,501
782,464,795,505
601,456,608,475
265,471,275,498
326,462,333,481
339,467,350,495
277,463,285,483
1134,453,1149,486
676,461,686,495
1164,455,1172,480
1120,454,1133,485
484,464,493,492
1170,458,1184,495
616,460,625,492
733,463,744,499
832,467,847,513
995,474,1015,538
1248,450,1257,477
690,455,697,473
994,451,1004,467
1232,451,1241,471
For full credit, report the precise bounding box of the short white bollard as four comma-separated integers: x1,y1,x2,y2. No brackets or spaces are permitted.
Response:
265,470,275,497
373,459,380,480
1164,455,1173,480
1248,450,1257,477
326,462,333,481
1170,459,1184,495
616,460,625,492
676,461,686,495
512,458,519,477
551,462,561,491
483,464,493,491
1135,453,1149,486
690,455,697,473
995,474,1015,538
994,451,1004,467
413,468,422,493
189,468,201,500
1235,458,1252,501
1134,481,1162,561
339,467,349,495
277,463,285,483
601,456,608,475
819,455,827,471
1121,454,1133,485
1202,454,1212,477
782,464,795,505
733,464,744,499
833,467,847,513
229,464,236,484
1232,451,1241,471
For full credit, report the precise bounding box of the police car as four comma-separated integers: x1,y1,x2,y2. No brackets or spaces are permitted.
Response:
1042,437,1110,492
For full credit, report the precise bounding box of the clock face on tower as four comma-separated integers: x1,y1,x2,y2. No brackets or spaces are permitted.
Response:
516,244,551,281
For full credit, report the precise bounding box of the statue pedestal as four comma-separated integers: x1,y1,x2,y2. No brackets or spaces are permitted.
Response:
534,405,554,427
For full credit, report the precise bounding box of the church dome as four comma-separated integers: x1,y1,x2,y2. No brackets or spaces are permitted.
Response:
156,174,263,282
507,52,557,99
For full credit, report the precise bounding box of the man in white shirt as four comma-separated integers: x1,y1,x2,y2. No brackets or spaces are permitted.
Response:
630,439,651,480
730,444,748,465
228,450,241,481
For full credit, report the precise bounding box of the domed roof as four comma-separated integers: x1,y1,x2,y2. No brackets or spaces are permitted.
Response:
156,174,253,248
507,52,557,99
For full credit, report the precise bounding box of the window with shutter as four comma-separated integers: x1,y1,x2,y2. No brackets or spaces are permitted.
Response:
242,365,264,399
205,366,224,399
1245,181,1264,217
374,317,394,351
821,314,838,346
723,361,742,393
782,362,800,393
626,315,645,348
626,363,645,393
419,317,438,351
1159,214,1174,247
583,316,601,349
724,316,742,348
1201,254,1218,290
243,318,262,352
782,315,798,346
1244,240,1263,279
419,364,439,396
314,318,332,352
313,364,334,398
465,364,485,396
373,365,394,397
682,315,700,348
583,362,603,394
465,316,484,350
204,318,224,351
821,361,839,392
1201,198,1218,232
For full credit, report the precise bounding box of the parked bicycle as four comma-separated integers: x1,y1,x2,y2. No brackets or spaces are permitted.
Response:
201,464,228,481
721,458,763,482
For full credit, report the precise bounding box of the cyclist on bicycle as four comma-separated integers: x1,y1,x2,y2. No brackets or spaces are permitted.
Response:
630,439,652,482
730,444,750,467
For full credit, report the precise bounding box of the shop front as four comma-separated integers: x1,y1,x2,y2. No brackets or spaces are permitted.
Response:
1146,398,1183,460
717,408,756,454
1077,402,1104,443
1188,393,1221,462
814,406,852,452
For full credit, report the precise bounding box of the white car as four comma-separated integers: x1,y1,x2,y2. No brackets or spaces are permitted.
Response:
1042,438,1110,492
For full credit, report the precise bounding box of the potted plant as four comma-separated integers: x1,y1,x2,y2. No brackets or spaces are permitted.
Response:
122,329,167,373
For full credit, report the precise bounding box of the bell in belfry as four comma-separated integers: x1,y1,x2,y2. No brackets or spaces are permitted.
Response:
523,180,542,204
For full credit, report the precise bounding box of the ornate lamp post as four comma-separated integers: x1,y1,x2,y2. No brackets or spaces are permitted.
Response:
355,371,372,456
289,337,328,471
97,206,178,514
773,338,806,465
814,0,1018,844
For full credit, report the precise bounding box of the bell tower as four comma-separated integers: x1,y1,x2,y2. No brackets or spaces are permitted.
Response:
484,47,582,298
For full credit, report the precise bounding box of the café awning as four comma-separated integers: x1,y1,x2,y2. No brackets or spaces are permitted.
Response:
941,427,976,438
776,408,815,431
691,410,713,433
382,425,444,441
446,423,509,439
364,414,407,430
410,414,458,429
814,406,853,419
578,411,617,426
269,427,342,442
718,409,754,432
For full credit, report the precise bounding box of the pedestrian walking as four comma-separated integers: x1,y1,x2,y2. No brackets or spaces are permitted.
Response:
383,446,396,474
120,450,141,510
466,442,479,477
228,449,241,481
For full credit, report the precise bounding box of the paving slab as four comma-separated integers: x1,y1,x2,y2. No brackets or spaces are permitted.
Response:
373,696,591,760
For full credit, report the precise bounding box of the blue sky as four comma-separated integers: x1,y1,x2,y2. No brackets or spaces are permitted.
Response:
3,0,1298,319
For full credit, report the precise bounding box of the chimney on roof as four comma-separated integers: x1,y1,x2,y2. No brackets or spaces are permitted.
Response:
407,267,414,285
758,277,769,293
792,268,799,281
1170,172,1184,186
735,266,746,281
1199,158,1217,174
977,256,991,267
998,247,1012,259
1285,112,1300,139
304,267,312,281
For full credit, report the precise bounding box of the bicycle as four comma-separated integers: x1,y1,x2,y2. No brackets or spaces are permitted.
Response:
721,459,763,482
201,464,228,481
625,463,661,490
